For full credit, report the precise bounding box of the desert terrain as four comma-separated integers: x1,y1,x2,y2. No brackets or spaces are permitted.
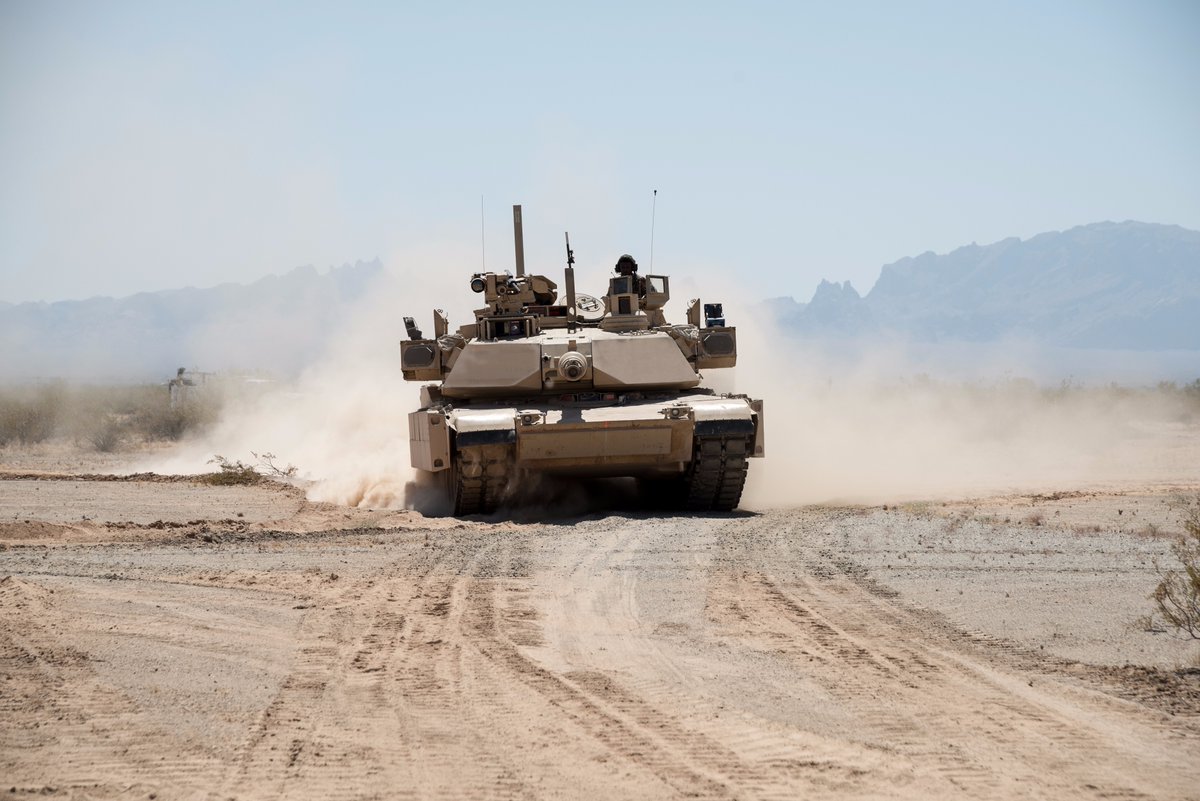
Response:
2,438,1199,801
7,2,1200,798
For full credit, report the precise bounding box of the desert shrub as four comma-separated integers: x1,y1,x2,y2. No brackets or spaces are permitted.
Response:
99,383,218,443
197,453,297,486
132,396,218,441
1183,379,1200,410
1147,496,1200,639
201,455,263,486
0,398,24,447
0,381,223,450
86,417,125,452
65,395,123,452
0,384,66,446
252,451,298,480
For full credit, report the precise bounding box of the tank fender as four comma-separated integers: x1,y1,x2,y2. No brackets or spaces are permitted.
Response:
451,407,518,447
690,398,759,443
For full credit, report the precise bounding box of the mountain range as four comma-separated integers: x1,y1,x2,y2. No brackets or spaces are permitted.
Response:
0,260,383,382
766,221,1200,350
1,221,1197,383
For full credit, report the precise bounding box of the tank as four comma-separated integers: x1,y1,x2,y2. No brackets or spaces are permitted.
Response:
400,205,765,515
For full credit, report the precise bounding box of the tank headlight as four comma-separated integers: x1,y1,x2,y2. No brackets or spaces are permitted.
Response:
557,351,588,381
701,331,735,355
402,344,436,368
470,276,486,293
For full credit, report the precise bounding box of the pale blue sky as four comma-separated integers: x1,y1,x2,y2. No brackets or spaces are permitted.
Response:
2,0,1197,303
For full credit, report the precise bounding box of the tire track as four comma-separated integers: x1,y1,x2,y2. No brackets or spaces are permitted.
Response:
462,568,730,797
5,506,1199,800
223,555,455,800
703,537,1198,801
519,520,902,800
1,577,223,796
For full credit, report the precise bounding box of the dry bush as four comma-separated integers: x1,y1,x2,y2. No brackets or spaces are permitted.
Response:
65,396,124,453
0,382,221,451
252,451,298,480
201,455,263,486
130,393,218,442
1147,496,1200,639
1181,378,1200,409
84,384,219,444
1149,378,1200,422
197,452,298,486
0,384,66,446
86,418,125,453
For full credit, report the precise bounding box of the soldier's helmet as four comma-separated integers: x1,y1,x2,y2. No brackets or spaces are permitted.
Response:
614,254,639,275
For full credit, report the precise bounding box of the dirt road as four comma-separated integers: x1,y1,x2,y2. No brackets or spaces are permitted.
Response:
2,478,1199,800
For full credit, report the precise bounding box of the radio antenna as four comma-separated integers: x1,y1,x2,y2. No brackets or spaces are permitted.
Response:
480,195,486,272
649,189,658,272
512,204,526,277
564,232,578,333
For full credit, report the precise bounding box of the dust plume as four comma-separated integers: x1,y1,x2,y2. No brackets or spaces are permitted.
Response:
729,301,1200,509
136,248,475,510
138,260,1199,515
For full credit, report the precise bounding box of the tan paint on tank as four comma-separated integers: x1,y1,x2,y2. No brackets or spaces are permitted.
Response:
408,409,451,472
442,341,542,398
591,335,699,390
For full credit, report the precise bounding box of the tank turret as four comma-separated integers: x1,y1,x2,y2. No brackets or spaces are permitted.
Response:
401,205,765,515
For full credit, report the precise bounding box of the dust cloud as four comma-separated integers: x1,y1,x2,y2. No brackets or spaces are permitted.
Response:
729,303,1200,509
137,250,475,510
141,264,1199,514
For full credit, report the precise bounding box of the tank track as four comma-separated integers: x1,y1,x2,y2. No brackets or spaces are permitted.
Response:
684,433,752,512
451,443,513,515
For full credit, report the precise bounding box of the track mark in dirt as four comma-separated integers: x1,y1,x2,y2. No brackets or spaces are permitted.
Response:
517,522,904,800
0,577,223,795
463,572,732,798
225,573,423,800
222,540,559,801
5,504,1200,801
704,536,1200,801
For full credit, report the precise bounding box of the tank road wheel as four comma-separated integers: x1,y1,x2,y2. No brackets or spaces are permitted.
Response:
449,443,514,516
683,434,752,512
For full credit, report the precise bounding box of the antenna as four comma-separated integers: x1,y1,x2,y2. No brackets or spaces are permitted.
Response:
649,189,658,273
512,204,526,277
480,195,486,272
564,232,577,332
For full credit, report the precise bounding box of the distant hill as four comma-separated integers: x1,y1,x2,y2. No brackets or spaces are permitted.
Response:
4,221,1197,384
0,260,383,382
771,222,1200,350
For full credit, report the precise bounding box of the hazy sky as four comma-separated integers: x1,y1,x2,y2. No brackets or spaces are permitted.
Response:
2,0,1198,304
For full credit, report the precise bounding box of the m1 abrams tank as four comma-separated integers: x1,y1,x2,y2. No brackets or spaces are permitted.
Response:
400,205,765,515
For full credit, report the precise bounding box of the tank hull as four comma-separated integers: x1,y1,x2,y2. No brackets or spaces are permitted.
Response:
409,391,764,514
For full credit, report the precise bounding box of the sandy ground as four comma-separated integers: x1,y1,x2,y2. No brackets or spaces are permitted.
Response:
1,444,1199,799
